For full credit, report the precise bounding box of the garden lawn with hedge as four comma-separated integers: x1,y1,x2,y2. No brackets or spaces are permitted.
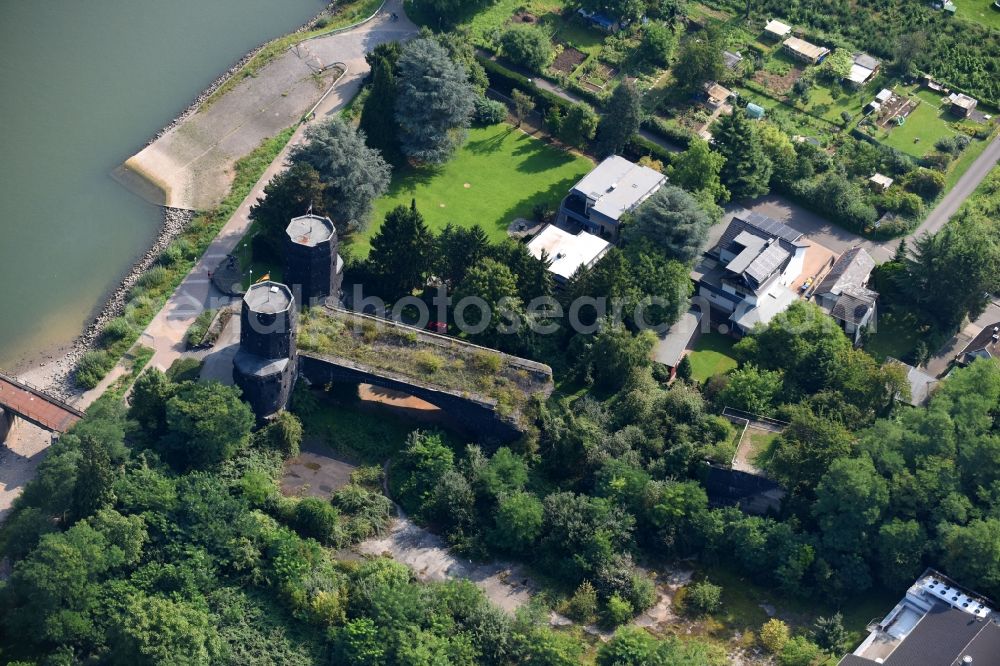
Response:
350,123,593,256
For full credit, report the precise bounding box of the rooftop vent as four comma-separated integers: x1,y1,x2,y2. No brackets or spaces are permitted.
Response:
270,286,279,294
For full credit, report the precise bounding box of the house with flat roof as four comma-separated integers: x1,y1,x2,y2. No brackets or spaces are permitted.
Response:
703,81,735,109
813,247,878,344
950,93,978,117
782,36,830,64
693,211,808,335
869,173,894,192
847,53,880,87
526,223,611,283
840,569,1000,665
557,156,666,238
763,19,792,40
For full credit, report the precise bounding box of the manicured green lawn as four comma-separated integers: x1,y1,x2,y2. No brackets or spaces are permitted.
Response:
350,124,593,257
687,332,738,382
875,97,958,158
864,310,922,362
959,0,1000,31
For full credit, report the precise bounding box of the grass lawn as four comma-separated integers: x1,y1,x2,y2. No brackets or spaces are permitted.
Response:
864,310,923,362
349,124,593,257
959,0,1000,31
687,332,738,382
803,82,870,125
746,430,779,468
875,97,958,158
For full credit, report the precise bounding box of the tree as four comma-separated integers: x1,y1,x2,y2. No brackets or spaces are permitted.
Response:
565,580,599,623
453,258,525,346
667,138,730,204
395,431,456,515
675,355,693,382
129,369,176,440
590,322,656,391
499,26,553,73
288,118,391,231
434,223,490,286
937,518,1000,595
249,164,330,248
779,636,826,666
903,167,946,201
162,381,254,469
758,123,798,187
395,38,476,164
759,619,791,653
717,365,783,415
257,410,303,457
359,56,400,160
892,30,926,75
900,214,1000,333
491,491,544,552
673,32,724,93
511,89,536,128
110,594,220,666
595,80,642,157
558,102,599,148
367,201,434,301
623,184,714,263
684,580,722,615
640,22,678,68
812,613,848,654
713,108,773,200
294,497,342,545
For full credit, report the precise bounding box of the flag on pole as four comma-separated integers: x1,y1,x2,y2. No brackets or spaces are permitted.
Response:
255,273,270,283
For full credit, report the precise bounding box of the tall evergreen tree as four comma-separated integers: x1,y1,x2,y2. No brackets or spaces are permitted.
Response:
359,56,400,162
595,80,642,157
395,38,476,165
368,201,434,301
435,223,489,286
288,118,391,232
713,108,773,200
623,184,714,264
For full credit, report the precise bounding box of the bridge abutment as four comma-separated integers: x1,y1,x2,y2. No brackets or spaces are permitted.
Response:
0,407,14,444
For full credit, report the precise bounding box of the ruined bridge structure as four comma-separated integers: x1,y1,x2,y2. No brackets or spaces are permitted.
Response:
0,371,83,441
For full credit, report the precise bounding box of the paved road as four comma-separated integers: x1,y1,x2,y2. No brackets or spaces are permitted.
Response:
140,0,417,375
908,135,1000,242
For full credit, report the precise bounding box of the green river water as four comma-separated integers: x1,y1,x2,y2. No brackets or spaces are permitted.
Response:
0,0,326,370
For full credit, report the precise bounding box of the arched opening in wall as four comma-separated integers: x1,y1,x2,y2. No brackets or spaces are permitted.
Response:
356,383,449,427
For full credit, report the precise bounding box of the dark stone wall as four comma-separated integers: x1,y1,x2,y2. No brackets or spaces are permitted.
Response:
284,236,342,306
233,356,297,421
240,302,296,360
298,354,523,444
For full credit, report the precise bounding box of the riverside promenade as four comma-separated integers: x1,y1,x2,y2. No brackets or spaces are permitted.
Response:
122,0,416,210
1,2,417,522
133,0,417,377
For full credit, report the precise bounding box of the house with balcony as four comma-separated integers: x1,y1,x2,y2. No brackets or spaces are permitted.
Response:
693,211,808,335
557,156,666,239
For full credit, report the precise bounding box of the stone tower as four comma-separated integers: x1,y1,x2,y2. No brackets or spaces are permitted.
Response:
284,213,343,307
233,281,297,420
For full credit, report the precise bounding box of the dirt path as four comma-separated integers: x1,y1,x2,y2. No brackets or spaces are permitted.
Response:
356,515,537,614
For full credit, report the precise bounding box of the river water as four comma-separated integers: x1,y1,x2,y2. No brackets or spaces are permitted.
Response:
0,0,326,370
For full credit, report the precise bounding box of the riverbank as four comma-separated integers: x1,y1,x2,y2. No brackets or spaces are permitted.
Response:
7,2,346,391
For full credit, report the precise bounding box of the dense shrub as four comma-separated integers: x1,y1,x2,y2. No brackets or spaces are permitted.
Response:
499,26,554,73
473,96,508,125
76,350,116,389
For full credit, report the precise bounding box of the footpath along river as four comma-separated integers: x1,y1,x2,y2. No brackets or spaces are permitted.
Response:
0,0,326,371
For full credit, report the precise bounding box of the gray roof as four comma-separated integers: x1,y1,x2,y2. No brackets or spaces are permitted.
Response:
881,603,1000,665
745,243,790,286
244,281,293,314
654,309,703,367
854,52,880,70
831,288,877,324
816,247,876,297
723,50,743,69
719,211,804,254
286,213,335,247
571,156,666,222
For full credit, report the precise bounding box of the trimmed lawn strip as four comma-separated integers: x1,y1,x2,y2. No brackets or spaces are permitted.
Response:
349,124,593,256
687,332,738,382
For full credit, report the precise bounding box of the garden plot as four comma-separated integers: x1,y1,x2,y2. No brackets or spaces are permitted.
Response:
579,61,618,92
551,44,587,73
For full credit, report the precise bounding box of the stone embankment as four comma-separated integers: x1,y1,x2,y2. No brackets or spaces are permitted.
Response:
36,207,193,401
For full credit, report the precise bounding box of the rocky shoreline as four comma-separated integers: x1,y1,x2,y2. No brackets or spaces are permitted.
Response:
25,207,195,401
17,2,346,398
